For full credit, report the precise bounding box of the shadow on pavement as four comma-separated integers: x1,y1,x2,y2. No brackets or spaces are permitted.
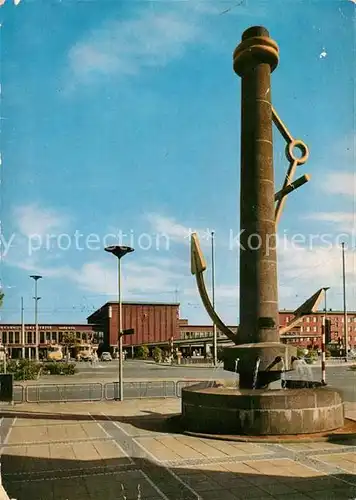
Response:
0,408,180,435
2,453,356,500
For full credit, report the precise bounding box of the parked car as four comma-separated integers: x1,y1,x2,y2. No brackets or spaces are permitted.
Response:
101,352,112,362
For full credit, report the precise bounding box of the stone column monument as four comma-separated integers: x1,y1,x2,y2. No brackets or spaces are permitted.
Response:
223,26,295,388
181,26,345,437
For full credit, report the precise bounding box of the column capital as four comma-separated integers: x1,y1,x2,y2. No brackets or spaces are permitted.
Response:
233,26,279,77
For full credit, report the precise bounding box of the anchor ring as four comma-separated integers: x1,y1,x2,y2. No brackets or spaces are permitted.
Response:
286,139,309,165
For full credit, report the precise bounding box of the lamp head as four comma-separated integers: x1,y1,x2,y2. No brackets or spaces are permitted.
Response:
105,245,134,259
30,275,43,281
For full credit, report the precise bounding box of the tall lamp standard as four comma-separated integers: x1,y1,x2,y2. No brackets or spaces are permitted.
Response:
105,245,134,401
30,275,42,361
211,231,217,366
321,287,330,385
341,242,348,361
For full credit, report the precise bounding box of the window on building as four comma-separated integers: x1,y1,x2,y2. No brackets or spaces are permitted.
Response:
306,317,310,322
306,326,310,332
286,316,289,323
300,326,303,332
76,332,81,339
58,332,63,343
313,317,317,322
52,332,57,342
313,326,317,332
46,332,51,342
8,332,13,344
40,332,45,344
26,332,32,344
14,332,19,344
348,318,351,323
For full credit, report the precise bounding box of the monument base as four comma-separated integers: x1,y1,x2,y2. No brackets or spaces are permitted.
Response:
223,342,297,373
181,381,344,436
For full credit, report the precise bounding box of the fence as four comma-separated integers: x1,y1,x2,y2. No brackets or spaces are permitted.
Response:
10,380,204,404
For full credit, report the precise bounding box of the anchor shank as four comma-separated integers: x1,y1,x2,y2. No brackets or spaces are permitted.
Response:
237,27,279,346
229,26,292,389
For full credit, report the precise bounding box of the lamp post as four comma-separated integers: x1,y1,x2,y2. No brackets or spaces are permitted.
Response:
341,242,348,361
30,275,42,361
21,296,25,359
321,287,330,384
211,231,217,366
105,245,134,401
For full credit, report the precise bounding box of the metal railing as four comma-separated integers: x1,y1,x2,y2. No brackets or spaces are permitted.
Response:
10,380,203,404
24,382,104,403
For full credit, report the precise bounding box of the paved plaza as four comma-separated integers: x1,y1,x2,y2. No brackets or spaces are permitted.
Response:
0,399,356,500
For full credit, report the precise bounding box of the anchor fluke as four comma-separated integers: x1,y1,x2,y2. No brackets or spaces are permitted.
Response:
190,232,237,343
279,288,325,335
191,232,207,275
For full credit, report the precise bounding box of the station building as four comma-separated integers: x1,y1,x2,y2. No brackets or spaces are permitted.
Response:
1,302,355,358
0,323,99,359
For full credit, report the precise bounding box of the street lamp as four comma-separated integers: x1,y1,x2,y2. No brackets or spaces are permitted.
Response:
211,231,217,366
341,242,348,361
321,287,330,385
30,275,42,361
105,245,134,401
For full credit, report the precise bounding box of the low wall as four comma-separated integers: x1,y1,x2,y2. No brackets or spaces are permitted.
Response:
181,381,345,435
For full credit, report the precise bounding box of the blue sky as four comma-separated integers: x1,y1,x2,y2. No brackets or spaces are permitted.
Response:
0,0,355,326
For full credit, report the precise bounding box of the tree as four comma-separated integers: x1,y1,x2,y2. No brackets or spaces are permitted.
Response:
137,345,149,360
153,346,162,363
61,332,78,355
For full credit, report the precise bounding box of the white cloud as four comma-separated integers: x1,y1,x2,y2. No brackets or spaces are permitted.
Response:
68,9,200,84
304,212,355,233
279,238,355,286
146,213,213,246
13,203,69,238
320,171,355,197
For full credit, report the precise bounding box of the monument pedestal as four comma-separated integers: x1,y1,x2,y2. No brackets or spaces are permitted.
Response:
181,381,344,436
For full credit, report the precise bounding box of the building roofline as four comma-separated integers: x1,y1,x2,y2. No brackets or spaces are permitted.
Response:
87,301,180,319
180,325,237,328
0,323,96,327
99,301,180,306
280,310,356,314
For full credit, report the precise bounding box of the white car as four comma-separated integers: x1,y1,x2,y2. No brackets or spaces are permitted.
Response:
101,352,112,362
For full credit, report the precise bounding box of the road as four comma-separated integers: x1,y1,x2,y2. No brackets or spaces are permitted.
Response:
12,360,356,403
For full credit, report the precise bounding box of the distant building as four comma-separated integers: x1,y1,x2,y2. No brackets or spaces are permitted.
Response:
0,323,98,359
1,303,355,359
279,310,356,349
87,301,181,353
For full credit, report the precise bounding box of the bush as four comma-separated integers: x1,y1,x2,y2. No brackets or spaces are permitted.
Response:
304,349,318,364
153,347,162,363
297,347,307,358
217,347,225,362
136,345,149,360
42,362,77,375
0,359,42,381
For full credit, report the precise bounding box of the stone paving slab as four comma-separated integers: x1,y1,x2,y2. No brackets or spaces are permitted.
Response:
1,399,356,499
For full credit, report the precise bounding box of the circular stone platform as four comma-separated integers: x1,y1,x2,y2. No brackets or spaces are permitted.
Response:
181,381,344,436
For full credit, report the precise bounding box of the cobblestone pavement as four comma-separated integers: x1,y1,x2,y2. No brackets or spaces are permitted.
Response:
1,400,356,500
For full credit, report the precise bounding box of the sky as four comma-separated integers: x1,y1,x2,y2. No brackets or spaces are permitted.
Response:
0,0,355,326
